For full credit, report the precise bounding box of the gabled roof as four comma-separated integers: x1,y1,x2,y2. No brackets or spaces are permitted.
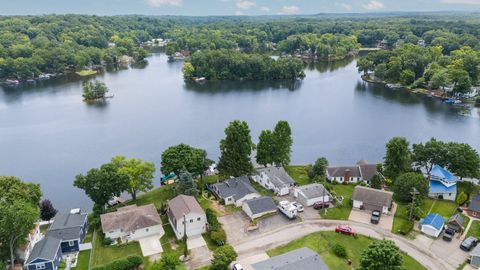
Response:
297,184,329,199
421,213,445,230
210,176,258,200
327,166,361,178
351,186,393,207
469,194,480,212
429,180,457,193
358,164,378,181
167,195,205,221
252,247,329,270
257,167,295,188
430,165,457,183
101,204,161,233
47,211,87,241
26,236,61,264
244,196,277,215
448,214,464,227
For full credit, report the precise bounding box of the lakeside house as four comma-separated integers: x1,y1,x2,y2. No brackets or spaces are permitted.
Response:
24,237,63,270
294,184,331,207
100,204,164,242
210,176,260,206
326,160,379,185
252,247,329,270
351,186,393,214
428,165,457,201
17,224,42,263
251,166,296,196
420,213,445,238
167,195,207,240
466,194,480,217
242,196,277,221
45,209,88,253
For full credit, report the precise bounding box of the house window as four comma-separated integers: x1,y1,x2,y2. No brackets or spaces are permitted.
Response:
69,240,75,246
36,264,46,270
197,217,201,221
190,219,193,223
146,228,149,232
227,198,232,201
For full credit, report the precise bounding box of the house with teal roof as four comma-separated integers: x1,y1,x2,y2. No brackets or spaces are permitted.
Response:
428,165,457,201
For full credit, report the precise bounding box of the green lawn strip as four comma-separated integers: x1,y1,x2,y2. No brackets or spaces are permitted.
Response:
285,166,310,186
202,233,219,251
250,180,276,197
91,230,144,267
40,224,49,234
467,220,480,238
267,231,426,270
429,199,458,219
320,184,354,220
132,185,177,209
71,250,90,270
461,214,470,231
392,201,414,235
83,226,94,243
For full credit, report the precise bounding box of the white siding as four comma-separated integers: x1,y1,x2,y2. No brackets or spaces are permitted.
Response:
130,225,164,241
223,196,235,205
429,192,456,201
172,212,207,240
235,193,261,207
352,200,363,209
276,186,290,196
104,229,123,240
421,225,442,238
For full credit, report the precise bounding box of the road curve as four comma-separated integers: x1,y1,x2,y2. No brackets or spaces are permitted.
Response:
230,219,454,270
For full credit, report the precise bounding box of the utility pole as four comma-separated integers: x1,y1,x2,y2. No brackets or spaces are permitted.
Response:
183,214,188,258
409,188,420,221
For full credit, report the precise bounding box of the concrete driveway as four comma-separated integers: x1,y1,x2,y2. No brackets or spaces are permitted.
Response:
412,233,467,268
348,208,394,231
138,235,163,256
187,235,207,249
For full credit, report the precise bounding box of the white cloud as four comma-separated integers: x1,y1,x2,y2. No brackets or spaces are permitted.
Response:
363,0,385,10
340,3,353,10
441,0,480,4
235,10,244,15
260,6,271,12
146,0,182,7
236,0,256,10
280,5,300,14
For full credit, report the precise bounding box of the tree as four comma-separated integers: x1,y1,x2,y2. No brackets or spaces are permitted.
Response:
359,240,404,270
177,168,198,196
370,173,382,189
161,144,210,177
111,156,155,201
40,199,57,221
271,121,293,166
0,176,42,207
393,172,428,202
311,157,328,180
218,120,254,176
456,191,468,206
400,69,415,86
74,163,130,209
148,253,181,270
446,142,480,179
412,138,448,173
82,80,109,100
256,130,274,167
182,62,195,80
210,245,238,270
384,137,412,179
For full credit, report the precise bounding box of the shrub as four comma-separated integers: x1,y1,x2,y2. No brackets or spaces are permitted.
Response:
211,245,237,270
126,255,143,268
109,258,133,270
332,243,347,258
210,228,226,246
103,237,113,246
206,208,220,231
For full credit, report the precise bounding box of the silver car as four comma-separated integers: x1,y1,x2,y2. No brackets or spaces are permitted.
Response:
291,202,304,212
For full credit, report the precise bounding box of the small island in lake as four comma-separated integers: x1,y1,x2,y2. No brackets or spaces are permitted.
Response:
82,80,111,101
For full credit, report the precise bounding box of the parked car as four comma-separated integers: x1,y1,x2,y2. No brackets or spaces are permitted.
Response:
371,210,381,224
443,228,455,241
313,201,330,209
232,263,244,270
460,237,478,251
335,225,356,235
291,202,304,212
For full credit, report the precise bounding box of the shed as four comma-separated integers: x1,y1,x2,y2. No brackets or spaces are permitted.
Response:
242,196,277,220
421,213,445,238
294,184,330,207
447,214,464,232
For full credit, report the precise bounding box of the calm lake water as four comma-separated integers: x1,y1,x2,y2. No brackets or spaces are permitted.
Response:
1,53,479,210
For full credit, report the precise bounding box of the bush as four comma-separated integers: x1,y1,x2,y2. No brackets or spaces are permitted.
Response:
206,208,220,231
211,245,237,270
126,255,143,268
332,243,347,258
103,237,113,246
148,253,181,270
109,258,133,270
210,228,226,246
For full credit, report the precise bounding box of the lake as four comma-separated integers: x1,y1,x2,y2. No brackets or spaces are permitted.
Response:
1,53,479,210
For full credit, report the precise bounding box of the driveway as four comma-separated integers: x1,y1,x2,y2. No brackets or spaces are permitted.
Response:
185,245,212,270
275,193,319,220
187,235,207,249
348,208,394,231
138,235,163,256
412,232,467,268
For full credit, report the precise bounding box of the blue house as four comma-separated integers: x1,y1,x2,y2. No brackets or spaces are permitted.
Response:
421,213,445,238
45,209,88,254
25,236,62,270
428,165,457,201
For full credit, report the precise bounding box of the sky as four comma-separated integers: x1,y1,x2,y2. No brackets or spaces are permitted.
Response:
1,0,480,16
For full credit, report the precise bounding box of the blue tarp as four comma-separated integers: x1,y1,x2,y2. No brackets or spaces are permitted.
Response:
421,213,445,230
430,165,457,183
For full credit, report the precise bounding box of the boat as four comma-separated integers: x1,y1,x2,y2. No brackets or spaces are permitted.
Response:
443,98,462,105
5,79,20,85
386,84,403,90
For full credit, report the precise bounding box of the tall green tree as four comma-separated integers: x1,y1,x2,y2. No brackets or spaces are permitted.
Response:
177,168,198,196
161,143,211,177
446,142,480,179
210,245,238,270
359,240,404,270
111,156,156,201
384,137,412,179
256,130,274,167
370,173,382,189
312,157,329,180
271,121,293,166
218,120,254,176
393,172,428,202
412,138,448,174
82,80,109,100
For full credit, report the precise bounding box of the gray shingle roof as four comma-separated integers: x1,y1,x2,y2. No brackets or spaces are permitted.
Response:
297,184,330,199
448,214,464,227
327,166,361,178
257,167,295,188
47,212,87,241
471,245,480,257
358,164,378,181
167,195,204,221
26,236,61,264
469,195,480,212
211,176,258,200
244,196,277,215
351,186,393,207
46,227,82,241
252,247,329,270
101,204,161,233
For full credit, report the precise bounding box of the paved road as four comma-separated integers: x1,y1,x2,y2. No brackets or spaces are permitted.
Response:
231,219,456,270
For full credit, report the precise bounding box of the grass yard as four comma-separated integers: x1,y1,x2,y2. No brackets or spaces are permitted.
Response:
133,185,177,209
250,180,276,197
461,214,471,231
467,220,480,238
72,250,90,270
429,199,458,219
91,230,143,267
320,184,354,220
285,165,310,186
267,231,426,270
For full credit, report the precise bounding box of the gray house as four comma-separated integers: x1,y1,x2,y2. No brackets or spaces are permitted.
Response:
351,186,393,214
24,237,62,270
470,245,480,268
327,160,379,185
46,209,88,254
242,196,277,220
252,167,296,196
210,176,260,206
252,247,329,270
294,184,331,207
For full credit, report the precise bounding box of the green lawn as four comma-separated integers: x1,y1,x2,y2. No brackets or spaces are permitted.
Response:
40,224,49,234
461,214,471,231
285,166,310,186
267,231,426,270
429,199,458,219
72,250,90,270
133,185,177,209
467,220,480,238
250,180,276,197
392,198,437,235
320,184,354,220
91,231,144,267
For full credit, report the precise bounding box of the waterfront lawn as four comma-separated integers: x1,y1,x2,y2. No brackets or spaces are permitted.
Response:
285,166,310,186
320,184,354,220
429,199,458,219
133,185,177,209
91,231,143,267
467,220,480,238
72,250,90,270
267,231,426,270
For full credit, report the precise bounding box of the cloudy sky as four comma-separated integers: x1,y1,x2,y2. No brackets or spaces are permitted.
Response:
1,0,480,16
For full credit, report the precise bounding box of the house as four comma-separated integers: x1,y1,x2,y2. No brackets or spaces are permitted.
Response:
351,186,393,214
101,204,163,242
24,236,62,270
428,165,457,201
18,224,42,262
167,195,207,240
252,247,329,270
45,209,88,253
421,213,445,238
294,184,331,207
469,245,480,268
447,214,464,232
326,160,379,185
242,196,277,221
252,167,296,196
467,195,480,217
210,176,260,206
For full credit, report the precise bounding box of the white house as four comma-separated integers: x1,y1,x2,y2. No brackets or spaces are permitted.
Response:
242,196,277,221
421,213,445,238
294,184,330,207
18,223,42,262
327,160,379,185
167,195,207,240
252,167,296,196
351,186,393,214
210,176,260,206
100,204,164,242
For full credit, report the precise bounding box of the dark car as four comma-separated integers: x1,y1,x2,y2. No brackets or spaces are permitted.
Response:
371,210,381,224
460,236,478,251
313,201,330,209
443,228,455,241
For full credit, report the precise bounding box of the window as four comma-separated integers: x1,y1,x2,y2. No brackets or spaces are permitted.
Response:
227,198,232,201
197,217,201,221
36,264,46,270
146,228,149,232
69,240,75,246
190,219,193,223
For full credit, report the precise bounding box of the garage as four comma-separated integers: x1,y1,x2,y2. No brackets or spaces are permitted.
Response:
351,186,393,214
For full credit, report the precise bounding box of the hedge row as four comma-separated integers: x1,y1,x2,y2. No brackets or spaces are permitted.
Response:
91,255,143,270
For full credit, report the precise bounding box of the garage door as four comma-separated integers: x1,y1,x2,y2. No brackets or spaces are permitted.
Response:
362,203,382,212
